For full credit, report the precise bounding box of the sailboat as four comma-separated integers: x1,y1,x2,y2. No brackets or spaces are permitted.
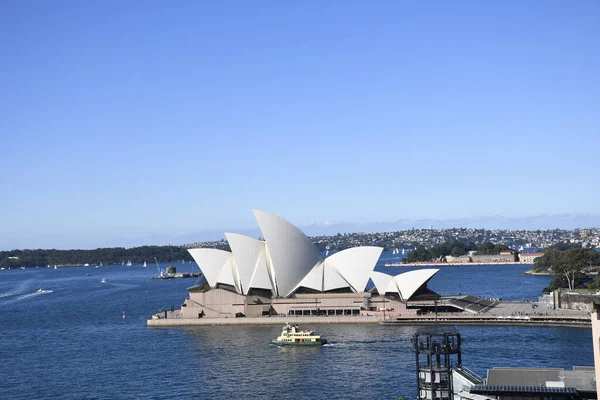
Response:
122,261,125,266
143,261,147,268
126,260,132,267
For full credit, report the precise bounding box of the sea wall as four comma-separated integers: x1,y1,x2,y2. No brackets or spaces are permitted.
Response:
148,315,380,327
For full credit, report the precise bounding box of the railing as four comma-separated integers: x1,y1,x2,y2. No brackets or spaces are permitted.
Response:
454,367,483,384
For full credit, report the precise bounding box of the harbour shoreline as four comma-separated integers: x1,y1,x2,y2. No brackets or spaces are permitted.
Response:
147,314,590,328
385,261,526,267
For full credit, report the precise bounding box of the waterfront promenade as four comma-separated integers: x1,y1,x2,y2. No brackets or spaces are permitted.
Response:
385,261,525,267
147,300,590,328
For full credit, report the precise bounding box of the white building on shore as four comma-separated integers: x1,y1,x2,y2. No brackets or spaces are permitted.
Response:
181,210,440,319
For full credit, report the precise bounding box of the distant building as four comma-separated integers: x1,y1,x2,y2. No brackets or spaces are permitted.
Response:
445,255,471,263
520,252,544,264
471,252,516,263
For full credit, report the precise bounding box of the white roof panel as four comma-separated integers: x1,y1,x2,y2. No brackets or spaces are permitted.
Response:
325,246,383,292
225,233,267,294
216,255,238,291
295,262,324,292
323,264,351,291
253,209,323,297
370,271,394,294
393,269,439,300
187,248,232,288
249,247,274,292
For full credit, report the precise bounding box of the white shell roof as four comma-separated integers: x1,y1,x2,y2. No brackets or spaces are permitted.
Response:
253,209,323,298
295,261,324,291
385,269,439,300
191,210,386,298
324,246,383,292
249,245,274,292
370,271,394,294
187,248,233,288
216,256,238,291
225,233,272,295
323,265,351,291
292,261,352,293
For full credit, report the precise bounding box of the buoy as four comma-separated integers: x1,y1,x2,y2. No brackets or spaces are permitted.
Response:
122,311,126,319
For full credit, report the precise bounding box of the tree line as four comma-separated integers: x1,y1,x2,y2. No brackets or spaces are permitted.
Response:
532,243,600,291
402,241,511,263
0,244,228,268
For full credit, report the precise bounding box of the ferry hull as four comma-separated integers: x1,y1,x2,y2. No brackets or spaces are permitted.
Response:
269,339,327,347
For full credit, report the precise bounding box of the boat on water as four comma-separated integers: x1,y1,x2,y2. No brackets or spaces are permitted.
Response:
126,260,132,267
101,278,107,283
143,261,147,268
37,288,52,293
269,323,327,347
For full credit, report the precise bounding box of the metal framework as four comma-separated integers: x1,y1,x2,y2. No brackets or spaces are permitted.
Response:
413,330,462,400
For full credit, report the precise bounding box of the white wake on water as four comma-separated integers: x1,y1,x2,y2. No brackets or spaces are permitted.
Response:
0,279,35,298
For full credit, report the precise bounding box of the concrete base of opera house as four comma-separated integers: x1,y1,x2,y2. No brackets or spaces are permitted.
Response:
146,313,592,327
147,315,381,327
175,288,410,320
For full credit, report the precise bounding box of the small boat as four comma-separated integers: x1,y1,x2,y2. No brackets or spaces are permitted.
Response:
143,261,147,268
86,273,91,276
21,267,26,270
37,288,52,293
54,265,57,269
270,323,327,346
101,278,107,283
126,260,132,267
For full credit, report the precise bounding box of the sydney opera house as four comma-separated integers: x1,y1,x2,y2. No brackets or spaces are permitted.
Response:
180,210,440,319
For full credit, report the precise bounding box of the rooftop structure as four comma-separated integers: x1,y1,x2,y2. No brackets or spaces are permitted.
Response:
467,367,596,399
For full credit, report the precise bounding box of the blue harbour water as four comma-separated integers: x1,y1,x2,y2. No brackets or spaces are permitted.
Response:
0,254,593,399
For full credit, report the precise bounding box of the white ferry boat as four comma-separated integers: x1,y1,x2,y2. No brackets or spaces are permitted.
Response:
269,323,327,347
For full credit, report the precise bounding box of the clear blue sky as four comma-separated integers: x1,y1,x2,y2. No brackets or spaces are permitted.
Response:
1,1,598,249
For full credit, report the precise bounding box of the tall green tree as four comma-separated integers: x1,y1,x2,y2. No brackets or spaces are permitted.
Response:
553,249,590,290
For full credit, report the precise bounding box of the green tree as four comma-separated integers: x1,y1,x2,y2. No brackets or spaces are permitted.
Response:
533,249,561,272
553,249,588,290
